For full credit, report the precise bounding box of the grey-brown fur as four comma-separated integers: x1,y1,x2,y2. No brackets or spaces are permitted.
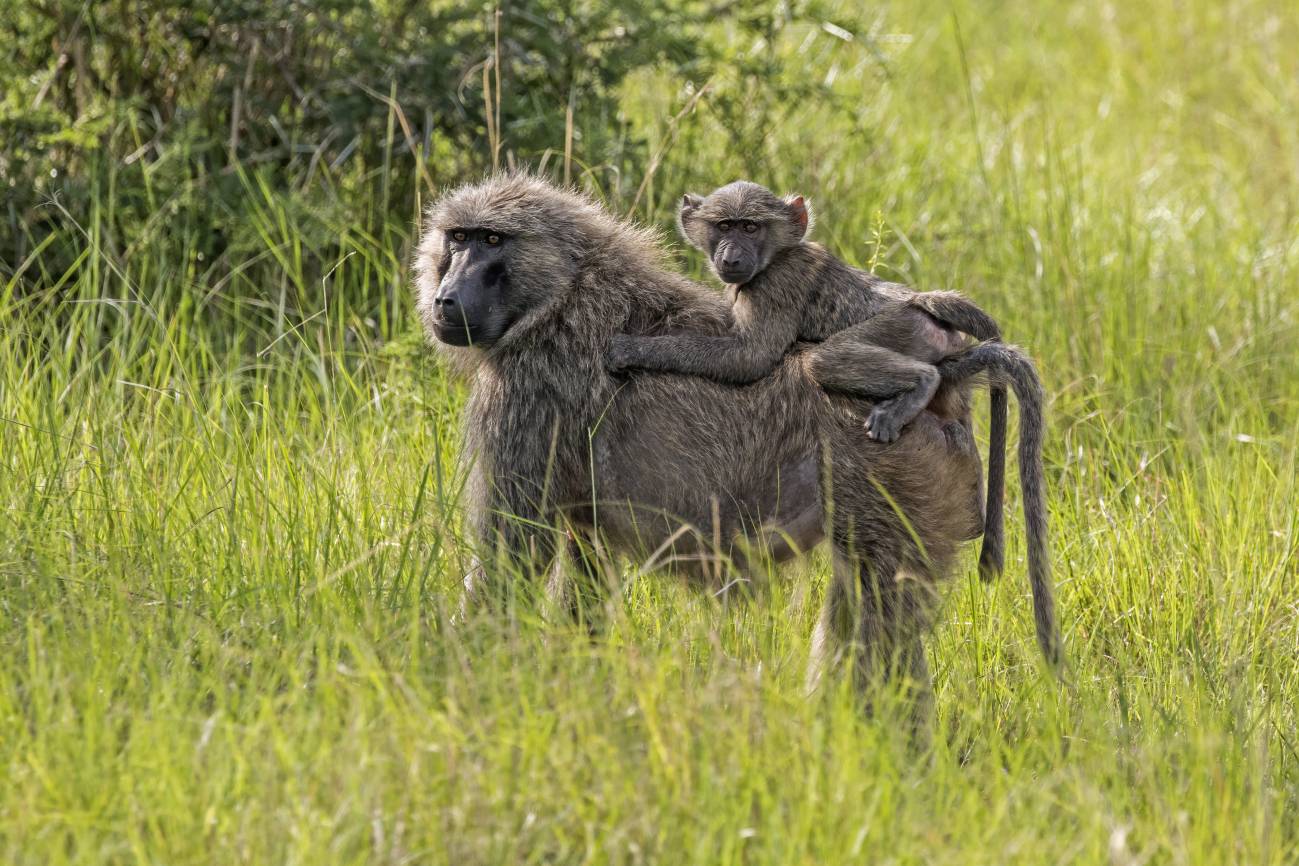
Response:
415,172,1002,716
606,180,1060,667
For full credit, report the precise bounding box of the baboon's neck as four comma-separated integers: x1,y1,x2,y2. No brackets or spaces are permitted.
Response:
480,309,616,438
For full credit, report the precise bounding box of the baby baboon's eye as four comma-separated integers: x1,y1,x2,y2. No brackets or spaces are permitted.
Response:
485,233,502,246
742,221,758,234
451,230,467,243
717,221,732,232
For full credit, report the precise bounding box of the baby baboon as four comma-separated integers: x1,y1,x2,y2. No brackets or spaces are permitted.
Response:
416,173,1022,718
606,180,1058,666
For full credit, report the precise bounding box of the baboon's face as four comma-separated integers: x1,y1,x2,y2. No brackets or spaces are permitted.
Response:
428,227,518,347
704,216,770,285
417,176,591,352
678,183,809,287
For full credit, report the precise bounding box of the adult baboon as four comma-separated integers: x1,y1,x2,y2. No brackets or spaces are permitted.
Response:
606,181,1058,666
414,173,1030,716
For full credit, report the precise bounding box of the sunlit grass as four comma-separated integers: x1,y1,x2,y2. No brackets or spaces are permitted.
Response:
3,0,1298,862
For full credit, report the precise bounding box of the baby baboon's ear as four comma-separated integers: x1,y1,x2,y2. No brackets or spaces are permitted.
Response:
785,195,811,238
677,193,707,247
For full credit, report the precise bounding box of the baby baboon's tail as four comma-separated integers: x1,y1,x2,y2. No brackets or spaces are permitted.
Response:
911,291,1003,342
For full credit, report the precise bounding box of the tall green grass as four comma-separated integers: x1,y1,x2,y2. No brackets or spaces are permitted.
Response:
3,0,1298,862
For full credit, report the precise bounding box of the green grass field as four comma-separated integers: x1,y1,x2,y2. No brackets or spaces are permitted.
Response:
3,0,1298,862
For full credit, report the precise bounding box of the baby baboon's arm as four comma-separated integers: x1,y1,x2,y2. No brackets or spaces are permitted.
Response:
607,301,800,384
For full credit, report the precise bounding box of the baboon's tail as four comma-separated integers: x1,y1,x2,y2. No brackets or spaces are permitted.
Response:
912,292,1006,580
979,384,1007,581
911,291,1003,342
938,343,1061,668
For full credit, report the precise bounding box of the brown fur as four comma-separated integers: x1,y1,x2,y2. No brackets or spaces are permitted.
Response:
415,172,999,717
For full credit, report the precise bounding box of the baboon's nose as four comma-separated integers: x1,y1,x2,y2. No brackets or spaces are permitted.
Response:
434,294,457,309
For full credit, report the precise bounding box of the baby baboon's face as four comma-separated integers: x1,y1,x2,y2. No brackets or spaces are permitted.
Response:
677,181,809,287
703,216,769,285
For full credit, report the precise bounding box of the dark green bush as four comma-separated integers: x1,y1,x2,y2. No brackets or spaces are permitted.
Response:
2,0,881,326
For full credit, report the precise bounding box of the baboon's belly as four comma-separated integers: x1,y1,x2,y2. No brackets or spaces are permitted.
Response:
578,361,984,580
588,367,826,574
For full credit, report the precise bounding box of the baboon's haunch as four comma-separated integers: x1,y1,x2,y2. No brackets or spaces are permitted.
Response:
607,180,1060,667
415,174,1056,724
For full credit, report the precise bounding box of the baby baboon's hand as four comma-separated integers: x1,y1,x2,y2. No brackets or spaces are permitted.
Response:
605,334,642,372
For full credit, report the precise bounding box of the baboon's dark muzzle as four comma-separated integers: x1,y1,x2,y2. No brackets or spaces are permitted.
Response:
430,284,474,345
431,255,508,347
713,241,759,285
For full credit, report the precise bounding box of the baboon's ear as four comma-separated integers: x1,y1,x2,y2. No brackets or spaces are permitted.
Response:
678,194,705,245
785,195,810,237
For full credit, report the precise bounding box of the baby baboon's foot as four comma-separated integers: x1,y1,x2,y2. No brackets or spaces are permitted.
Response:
865,402,905,443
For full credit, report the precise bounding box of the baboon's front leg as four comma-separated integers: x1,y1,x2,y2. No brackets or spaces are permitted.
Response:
453,560,487,625
544,530,612,633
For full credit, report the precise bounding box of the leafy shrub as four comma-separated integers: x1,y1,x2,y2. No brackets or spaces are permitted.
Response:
2,0,883,324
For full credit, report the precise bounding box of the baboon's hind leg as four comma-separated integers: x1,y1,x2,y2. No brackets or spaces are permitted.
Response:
807,550,860,696
807,550,937,736
805,337,941,444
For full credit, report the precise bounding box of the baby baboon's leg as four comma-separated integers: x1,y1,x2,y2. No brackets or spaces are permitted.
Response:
865,375,941,444
805,335,940,443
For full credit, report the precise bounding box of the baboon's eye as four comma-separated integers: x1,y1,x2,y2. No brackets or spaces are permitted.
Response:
485,233,502,246
742,221,758,234
451,230,467,243
717,221,732,232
